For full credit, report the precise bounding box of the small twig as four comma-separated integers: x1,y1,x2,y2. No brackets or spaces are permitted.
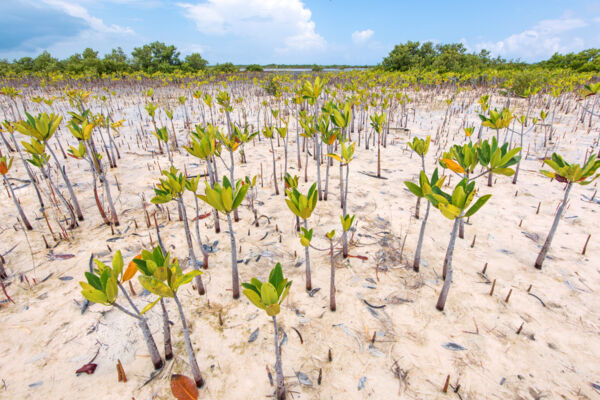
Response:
489,279,496,296
266,365,274,386
291,327,303,344
442,375,450,393
527,292,546,307
1,280,14,304
505,289,512,303
363,299,386,309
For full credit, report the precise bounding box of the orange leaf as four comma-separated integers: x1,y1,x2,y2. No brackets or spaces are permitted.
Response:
116,359,127,382
193,212,211,221
441,158,465,174
122,254,141,282
171,374,199,400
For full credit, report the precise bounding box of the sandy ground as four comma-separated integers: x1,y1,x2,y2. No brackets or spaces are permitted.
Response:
0,86,599,400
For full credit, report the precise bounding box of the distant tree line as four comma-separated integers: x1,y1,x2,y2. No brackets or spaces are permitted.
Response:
2,39,597,76
0,41,209,75
538,48,600,72
381,41,600,72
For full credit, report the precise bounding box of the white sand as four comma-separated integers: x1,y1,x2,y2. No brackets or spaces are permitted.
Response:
0,85,599,399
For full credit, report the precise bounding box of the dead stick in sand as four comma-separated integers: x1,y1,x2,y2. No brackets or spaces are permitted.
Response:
505,289,512,303
582,233,591,255
442,375,450,393
516,322,524,335
399,233,407,262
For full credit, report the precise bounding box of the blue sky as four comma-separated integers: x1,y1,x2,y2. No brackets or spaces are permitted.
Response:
2,0,600,65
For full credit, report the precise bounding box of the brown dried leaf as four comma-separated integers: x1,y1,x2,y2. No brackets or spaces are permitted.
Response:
116,359,127,382
171,374,198,400
75,363,97,375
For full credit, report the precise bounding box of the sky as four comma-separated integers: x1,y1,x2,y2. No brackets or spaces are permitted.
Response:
1,0,600,65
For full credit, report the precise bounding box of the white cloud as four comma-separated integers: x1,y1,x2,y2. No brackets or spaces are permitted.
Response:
182,43,208,55
352,29,373,44
42,0,134,34
473,16,588,60
177,0,325,52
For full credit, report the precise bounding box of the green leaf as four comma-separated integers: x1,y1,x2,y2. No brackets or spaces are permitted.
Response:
451,185,466,208
85,272,102,291
139,275,174,298
105,276,118,303
241,282,260,296
439,203,461,220
140,297,161,315
133,258,151,276
464,194,492,217
279,281,292,304
153,266,168,282
269,263,284,291
206,187,225,212
222,186,233,212
266,303,280,316
261,282,278,306
404,181,423,197
81,288,109,305
174,270,202,291
243,289,265,309
151,195,172,204
112,250,124,278
100,268,110,291
232,183,248,210
285,198,301,218
492,167,515,176
499,147,521,166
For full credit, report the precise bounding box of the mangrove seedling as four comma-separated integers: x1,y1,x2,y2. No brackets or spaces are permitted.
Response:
285,183,318,290
407,135,431,219
233,124,258,164
369,112,387,178
404,168,445,271
151,166,205,295
15,112,84,220
441,138,520,238
185,124,221,233
244,175,260,227
22,138,78,228
326,229,336,311
197,176,248,298
478,108,514,186
242,263,292,400
135,246,204,387
128,248,173,361
79,250,164,370
145,102,163,154
152,126,172,164
425,179,491,311
67,114,120,226
535,154,600,269
184,175,210,269
315,115,337,201
327,141,356,257
262,126,280,195
284,173,300,230
0,156,32,230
